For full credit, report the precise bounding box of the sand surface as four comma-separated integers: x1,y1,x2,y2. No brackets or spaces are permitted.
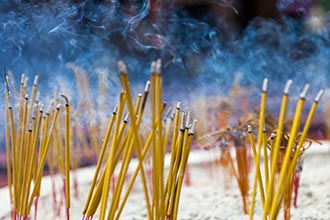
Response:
1,143,330,220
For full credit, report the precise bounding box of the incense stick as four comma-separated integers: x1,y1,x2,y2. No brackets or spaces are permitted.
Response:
269,84,309,219
61,94,71,220
263,79,292,218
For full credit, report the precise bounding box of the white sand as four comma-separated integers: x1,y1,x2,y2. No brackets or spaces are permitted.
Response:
1,142,330,220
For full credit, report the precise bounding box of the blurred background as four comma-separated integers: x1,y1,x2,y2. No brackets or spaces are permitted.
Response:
1,0,330,186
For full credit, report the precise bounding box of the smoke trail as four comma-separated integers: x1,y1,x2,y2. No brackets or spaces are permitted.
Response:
0,1,329,123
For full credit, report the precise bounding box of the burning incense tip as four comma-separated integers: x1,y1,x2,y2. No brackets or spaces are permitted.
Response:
25,94,29,100
189,119,197,134
60,94,70,105
46,102,53,114
185,110,191,128
150,61,157,73
20,74,25,84
118,61,127,73
180,111,186,130
315,89,324,102
262,78,268,92
156,59,162,74
144,80,151,92
36,91,40,103
4,70,10,93
138,93,142,97
33,75,39,85
176,101,182,109
300,84,310,98
28,122,33,131
56,103,61,110
39,104,44,112
284,79,293,94
23,77,28,88
113,105,118,114
124,113,129,123
270,133,276,139
247,124,253,133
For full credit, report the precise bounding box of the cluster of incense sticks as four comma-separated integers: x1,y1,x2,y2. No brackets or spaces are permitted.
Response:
194,76,254,213
4,70,71,220
197,119,251,213
81,60,197,220
248,78,324,220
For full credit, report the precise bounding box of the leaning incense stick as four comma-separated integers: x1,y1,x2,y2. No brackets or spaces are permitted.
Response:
107,96,143,220
61,94,71,220
249,79,268,217
271,89,324,219
99,92,126,220
119,61,152,220
248,125,262,220
263,79,292,218
27,104,61,213
259,79,269,187
269,84,309,219
172,120,197,220
82,106,118,216
4,74,13,207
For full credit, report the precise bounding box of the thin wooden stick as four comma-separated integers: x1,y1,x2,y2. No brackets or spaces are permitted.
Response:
259,79,269,187
249,79,268,217
248,125,261,220
119,61,152,220
4,72,13,207
113,90,162,220
61,94,71,220
27,104,61,213
263,80,292,218
99,92,126,220
107,95,143,220
271,89,323,219
18,94,29,214
82,106,117,216
172,120,196,220
269,84,309,219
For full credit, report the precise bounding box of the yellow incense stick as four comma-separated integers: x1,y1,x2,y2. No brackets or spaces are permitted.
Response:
259,79,269,187
113,100,167,220
269,84,309,219
271,89,323,219
99,92,126,220
17,94,29,212
248,125,263,219
249,79,268,217
61,94,71,219
5,91,13,205
172,120,196,220
262,126,269,187
166,111,186,217
27,104,61,213
119,62,152,220
82,106,117,215
107,95,143,220
20,124,33,217
164,102,181,200
155,59,165,219
264,80,292,218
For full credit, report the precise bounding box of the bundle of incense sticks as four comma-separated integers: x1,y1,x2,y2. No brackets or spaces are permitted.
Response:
4,71,71,220
248,78,324,220
81,60,197,220
197,122,251,213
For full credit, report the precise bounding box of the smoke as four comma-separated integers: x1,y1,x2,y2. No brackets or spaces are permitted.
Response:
0,1,330,126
